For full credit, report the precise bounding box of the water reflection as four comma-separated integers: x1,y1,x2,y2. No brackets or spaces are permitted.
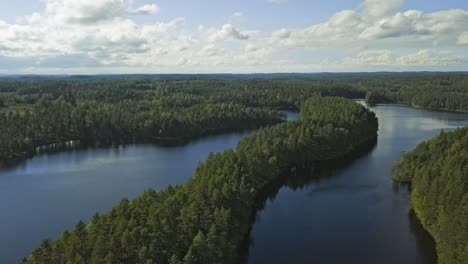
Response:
0,130,257,264
247,103,468,264
0,110,299,264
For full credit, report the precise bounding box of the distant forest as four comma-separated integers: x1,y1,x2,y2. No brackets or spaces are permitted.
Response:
1,73,468,163
0,78,361,162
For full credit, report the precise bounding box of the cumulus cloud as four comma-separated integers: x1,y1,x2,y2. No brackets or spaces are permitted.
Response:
209,24,250,41
272,28,291,39
262,7,468,52
359,9,468,42
200,45,225,57
363,0,404,17
0,0,467,73
45,0,127,24
343,50,392,66
342,49,464,67
130,4,160,15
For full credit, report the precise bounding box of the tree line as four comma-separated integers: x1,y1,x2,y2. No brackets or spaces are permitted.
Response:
0,99,282,162
393,128,468,264
362,74,468,111
3,74,467,163
0,78,367,163
22,96,378,264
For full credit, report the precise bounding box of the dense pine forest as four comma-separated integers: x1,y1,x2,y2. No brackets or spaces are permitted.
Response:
0,78,362,163
359,74,468,111
2,73,468,164
1,73,467,264
22,96,378,264
393,128,468,264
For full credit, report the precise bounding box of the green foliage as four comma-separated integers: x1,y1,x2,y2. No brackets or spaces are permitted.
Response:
5,74,467,163
22,96,378,264
4,74,467,263
393,128,468,264
360,74,468,111
0,77,370,163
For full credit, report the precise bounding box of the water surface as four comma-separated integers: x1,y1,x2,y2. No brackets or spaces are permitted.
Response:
1,106,465,264
247,103,468,264
0,126,276,263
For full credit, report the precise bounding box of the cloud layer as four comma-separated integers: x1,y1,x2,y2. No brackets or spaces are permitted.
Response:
0,0,467,73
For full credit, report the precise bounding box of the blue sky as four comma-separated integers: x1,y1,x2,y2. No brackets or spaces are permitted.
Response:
0,0,468,73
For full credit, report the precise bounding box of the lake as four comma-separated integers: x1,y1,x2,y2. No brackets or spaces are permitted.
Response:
247,102,468,264
1,105,467,264
0,111,298,264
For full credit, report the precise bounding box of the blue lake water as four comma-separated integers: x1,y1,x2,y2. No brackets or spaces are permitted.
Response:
247,103,468,264
1,105,467,264
0,112,299,264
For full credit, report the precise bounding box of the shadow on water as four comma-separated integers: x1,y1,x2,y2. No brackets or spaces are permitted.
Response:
240,130,439,264
238,137,381,263
1,110,296,171
392,182,438,264
408,209,438,263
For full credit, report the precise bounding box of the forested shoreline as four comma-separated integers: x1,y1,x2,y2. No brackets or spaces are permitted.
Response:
0,78,363,164
2,74,467,263
361,75,468,112
22,96,378,263
2,74,468,164
393,128,468,264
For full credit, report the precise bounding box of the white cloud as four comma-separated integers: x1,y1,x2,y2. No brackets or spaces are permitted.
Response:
200,45,225,57
0,0,467,73
231,12,243,18
209,24,250,41
130,4,160,15
176,58,188,66
359,9,468,42
272,28,291,39
396,49,432,65
45,0,127,24
363,0,404,17
341,49,464,67
343,50,392,66
458,32,468,45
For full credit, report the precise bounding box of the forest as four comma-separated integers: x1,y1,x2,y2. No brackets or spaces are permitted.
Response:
21,96,378,264
360,74,468,111
393,128,468,264
0,78,362,163
2,73,468,164
1,73,467,263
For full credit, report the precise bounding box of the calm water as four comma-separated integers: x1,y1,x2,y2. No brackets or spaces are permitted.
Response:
248,103,468,264
1,106,466,264
0,112,297,264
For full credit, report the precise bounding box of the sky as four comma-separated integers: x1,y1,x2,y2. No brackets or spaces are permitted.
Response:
0,0,468,74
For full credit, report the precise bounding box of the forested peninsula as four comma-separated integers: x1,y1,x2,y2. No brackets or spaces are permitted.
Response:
22,96,378,263
393,128,468,264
